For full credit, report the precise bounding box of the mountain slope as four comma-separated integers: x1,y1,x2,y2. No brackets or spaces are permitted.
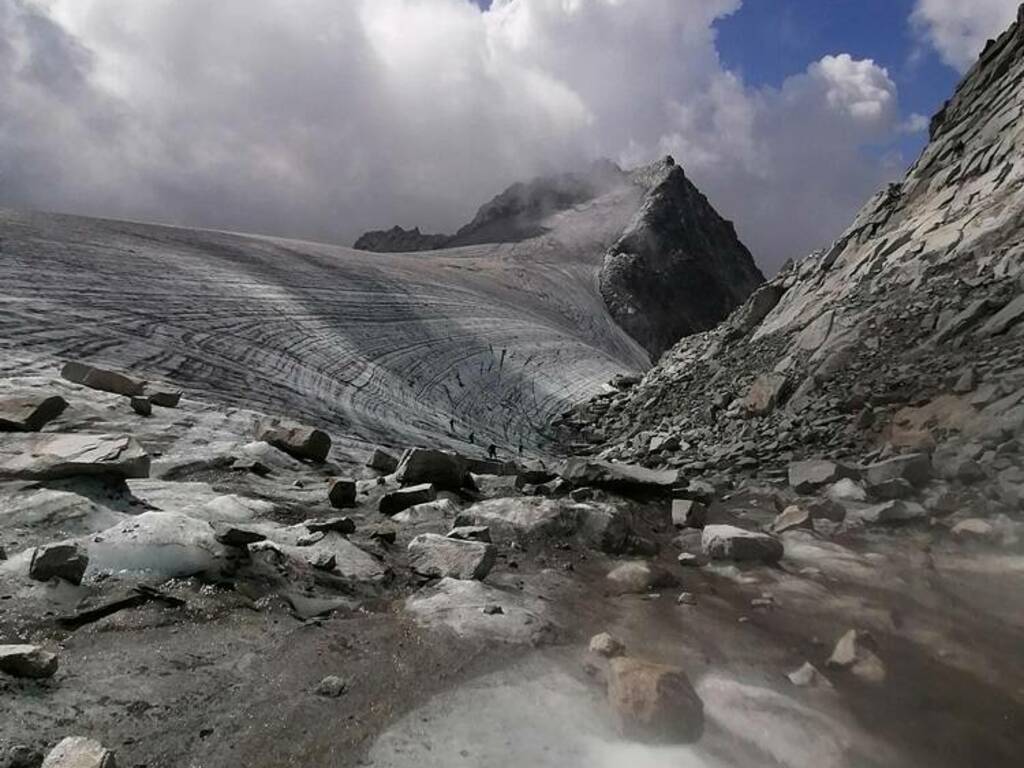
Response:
558,7,1024,472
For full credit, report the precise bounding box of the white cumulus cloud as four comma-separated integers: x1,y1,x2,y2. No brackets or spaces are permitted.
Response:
912,0,1020,72
0,0,923,273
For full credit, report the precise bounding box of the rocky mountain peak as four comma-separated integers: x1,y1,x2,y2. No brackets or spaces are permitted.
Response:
598,156,765,359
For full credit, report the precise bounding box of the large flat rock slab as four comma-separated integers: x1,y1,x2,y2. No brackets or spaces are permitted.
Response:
0,433,150,480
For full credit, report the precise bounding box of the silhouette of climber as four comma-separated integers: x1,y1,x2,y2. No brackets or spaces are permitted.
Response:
518,442,523,455
449,417,455,432
468,432,475,445
487,443,497,460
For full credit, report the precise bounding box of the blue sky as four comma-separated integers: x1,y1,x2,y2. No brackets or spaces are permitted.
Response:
713,0,960,161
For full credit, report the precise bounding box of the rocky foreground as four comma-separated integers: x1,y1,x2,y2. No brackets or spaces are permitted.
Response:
3,7,1024,768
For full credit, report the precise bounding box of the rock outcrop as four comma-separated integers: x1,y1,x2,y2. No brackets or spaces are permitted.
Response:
353,226,452,253
599,157,765,358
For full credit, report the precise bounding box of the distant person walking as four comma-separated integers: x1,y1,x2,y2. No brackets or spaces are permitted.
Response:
487,443,497,460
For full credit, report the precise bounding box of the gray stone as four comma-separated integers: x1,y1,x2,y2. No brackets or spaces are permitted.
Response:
702,525,783,563
379,483,437,516
395,448,468,489
41,737,116,768
306,516,357,535
0,395,67,432
863,453,932,488
328,478,357,508
61,361,146,397
786,662,831,688
674,479,716,504
408,533,496,580
741,373,790,415
606,560,677,594
671,499,707,529
446,525,492,543
0,644,59,679
213,525,266,547
854,500,928,525
129,396,152,417
806,498,849,524
607,657,704,744
589,632,626,658
560,458,678,492
314,675,348,698
826,630,886,683
29,542,88,584
257,421,331,462
978,294,1024,336
868,478,915,500
771,505,812,534
0,433,150,481
367,448,399,474
788,459,859,494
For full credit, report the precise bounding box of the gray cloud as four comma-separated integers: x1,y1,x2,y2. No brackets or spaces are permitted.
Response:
2,0,931,273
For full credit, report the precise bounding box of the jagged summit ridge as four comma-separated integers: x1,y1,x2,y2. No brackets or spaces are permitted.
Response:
600,156,765,358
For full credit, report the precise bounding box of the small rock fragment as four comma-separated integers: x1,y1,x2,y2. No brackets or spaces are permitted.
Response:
589,632,626,658
129,397,152,417
787,661,831,688
328,478,357,509
40,737,116,768
367,447,400,474
379,483,437,516
314,675,348,698
671,499,707,529
0,644,59,679
826,629,886,683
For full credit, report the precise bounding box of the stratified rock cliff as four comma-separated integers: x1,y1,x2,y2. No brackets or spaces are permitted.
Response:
599,157,765,358
559,7,1024,474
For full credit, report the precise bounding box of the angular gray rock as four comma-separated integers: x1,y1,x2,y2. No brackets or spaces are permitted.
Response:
741,373,790,415
0,433,150,480
29,542,89,584
671,499,706,529
605,560,677,594
863,453,932,488
395,448,469,490
129,396,152,417
328,478,357,508
0,395,67,431
978,293,1024,336
257,421,331,462
40,737,116,768
589,632,626,658
853,500,927,525
702,525,783,564
367,448,399,474
560,458,677,492
61,361,146,397
788,459,859,494
407,533,496,580
771,505,812,534
446,525,492,543
379,483,437,516
606,657,704,744
0,644,59,679
306,516,357,536
826,629,886,684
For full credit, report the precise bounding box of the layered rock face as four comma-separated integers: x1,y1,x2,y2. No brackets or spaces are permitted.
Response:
600,158,765,358
353,226,451,253
559,10,1024,474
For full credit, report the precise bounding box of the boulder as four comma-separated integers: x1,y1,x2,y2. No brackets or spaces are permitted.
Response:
702,525,783,564
771,505,812,534
560,458,678,493
257,421,331,462
826,630,886,683
867,478,915,500
741,373,790,415
61,361,146,397
671,499,707,529
0,395,67,432
853,500,928,525
863,453,932,488
213,525,266,547
367,448,399,474
0,644,59,679
306,516,357,536
606,561,677,594
129,397,152,417
456,497,632,554
328,478,357,508
142,385,182,408
407,534,496,580
88,512,227,579
826,478,867,502
951,518,996,540
29,542,89,584
379,484,437,516
395,448,468,489
806,497,846,523
517,459,558,485
606,657,704,744
463,456,517,476
977,294,1024,337
446,525,492,543
392,498,459,525
0,433,150,480
589,632,626,658
41,737,116,768
674,479,716,504
788,459,859,494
